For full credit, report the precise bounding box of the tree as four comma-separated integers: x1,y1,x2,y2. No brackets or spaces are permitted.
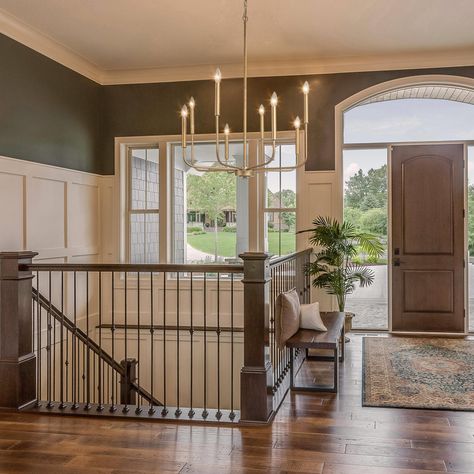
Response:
187,172,236,261
360,207,387,237
344,164,388,244
345,165,387,210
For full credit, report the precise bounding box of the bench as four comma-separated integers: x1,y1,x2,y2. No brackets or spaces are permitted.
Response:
285,312,345,393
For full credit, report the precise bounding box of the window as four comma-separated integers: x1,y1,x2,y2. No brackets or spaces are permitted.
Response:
173,142,242,264
121,133,299,265
128,147,159,263
263,144,297,256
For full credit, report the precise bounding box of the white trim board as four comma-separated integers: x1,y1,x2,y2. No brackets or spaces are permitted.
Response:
1,7,474,86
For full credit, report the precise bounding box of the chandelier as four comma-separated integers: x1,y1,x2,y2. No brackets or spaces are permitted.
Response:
179,0,310,177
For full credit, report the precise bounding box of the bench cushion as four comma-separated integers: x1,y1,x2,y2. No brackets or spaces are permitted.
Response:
285,312,345,350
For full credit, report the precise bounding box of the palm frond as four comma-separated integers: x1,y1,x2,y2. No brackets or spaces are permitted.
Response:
302,215,383,311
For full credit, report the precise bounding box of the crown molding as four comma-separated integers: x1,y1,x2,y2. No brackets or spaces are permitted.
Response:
102,50,474,85
0,8,102,83
1,7,473,86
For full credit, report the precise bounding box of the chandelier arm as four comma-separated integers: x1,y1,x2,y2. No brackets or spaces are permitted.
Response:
246,140,277,170
214,116,240,170
253,126,309,173
252,159,307,173
182,147,236,173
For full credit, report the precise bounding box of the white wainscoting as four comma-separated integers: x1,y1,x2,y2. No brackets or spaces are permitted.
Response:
0,154,109,263
298,169,340,310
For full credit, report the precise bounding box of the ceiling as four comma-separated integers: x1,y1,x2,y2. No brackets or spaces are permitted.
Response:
1,0,474,84
358,85,474,107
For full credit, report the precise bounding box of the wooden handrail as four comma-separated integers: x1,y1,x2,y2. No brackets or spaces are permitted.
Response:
269,248,312,268
24,262,244,273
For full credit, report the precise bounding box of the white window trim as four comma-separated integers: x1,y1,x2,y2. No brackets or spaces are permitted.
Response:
115,131,302,265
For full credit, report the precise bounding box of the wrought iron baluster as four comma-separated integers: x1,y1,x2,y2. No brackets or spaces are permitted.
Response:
149,271,155,415
188,272,194,419
229,273,235,421
202,272,208,419
52,272,57,404
36,271,41,406
110,272,116,412
136,272,141,414
123,271,129,413
97,272,103,411
271,267,276,392
162,272,168,416
46,271,53,408
65,284,69,405
216,272,221,420
82,334,85,404
175,272,181,417
85,272,91,409
72,271,78,409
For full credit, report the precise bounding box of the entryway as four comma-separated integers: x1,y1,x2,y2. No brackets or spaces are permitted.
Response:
338,76,474,334
391,143,465,333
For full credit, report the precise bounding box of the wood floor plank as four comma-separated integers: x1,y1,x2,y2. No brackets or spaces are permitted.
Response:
0,335,471,473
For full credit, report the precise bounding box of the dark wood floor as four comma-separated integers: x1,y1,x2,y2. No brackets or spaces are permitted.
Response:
1,334,473,473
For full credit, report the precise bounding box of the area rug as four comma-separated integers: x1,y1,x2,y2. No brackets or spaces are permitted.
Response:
363,336,474,411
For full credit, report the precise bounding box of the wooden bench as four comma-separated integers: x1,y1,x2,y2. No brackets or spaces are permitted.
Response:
285,312,345,393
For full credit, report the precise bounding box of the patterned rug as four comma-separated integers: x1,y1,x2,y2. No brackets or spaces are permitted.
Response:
363,336,474,411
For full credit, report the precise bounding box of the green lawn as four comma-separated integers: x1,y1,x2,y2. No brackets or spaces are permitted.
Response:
187,231,295,257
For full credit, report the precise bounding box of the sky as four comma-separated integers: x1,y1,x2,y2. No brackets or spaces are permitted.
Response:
343,98,474,185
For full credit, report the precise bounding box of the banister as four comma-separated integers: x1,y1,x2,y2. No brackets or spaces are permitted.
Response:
33,287,163,407
24,262,244,273
269,248,312,268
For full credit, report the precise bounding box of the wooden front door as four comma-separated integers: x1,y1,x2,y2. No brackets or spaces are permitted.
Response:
391,144,465,333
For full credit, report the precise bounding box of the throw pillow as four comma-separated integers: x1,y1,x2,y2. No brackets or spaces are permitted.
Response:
276,288,300,346
300,302,327,332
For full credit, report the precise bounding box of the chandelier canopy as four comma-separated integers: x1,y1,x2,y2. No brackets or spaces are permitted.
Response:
179,0,310,177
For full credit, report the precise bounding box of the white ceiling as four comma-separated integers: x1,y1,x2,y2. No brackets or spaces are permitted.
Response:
1,0,474,84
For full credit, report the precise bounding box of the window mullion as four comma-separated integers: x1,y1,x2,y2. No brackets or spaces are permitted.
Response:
159,141,168,263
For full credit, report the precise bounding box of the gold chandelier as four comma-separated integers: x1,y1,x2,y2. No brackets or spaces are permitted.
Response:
179,0,310,177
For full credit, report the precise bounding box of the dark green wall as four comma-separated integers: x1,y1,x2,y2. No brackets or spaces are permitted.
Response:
0,33,102,173
2,32,474,175
102,65,474,174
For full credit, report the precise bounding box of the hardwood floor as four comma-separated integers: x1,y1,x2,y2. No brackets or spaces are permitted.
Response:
0,334,473,473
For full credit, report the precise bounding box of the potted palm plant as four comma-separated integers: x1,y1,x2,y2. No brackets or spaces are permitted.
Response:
299,216,384,339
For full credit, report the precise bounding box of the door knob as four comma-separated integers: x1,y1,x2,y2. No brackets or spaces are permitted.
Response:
393,258,401,267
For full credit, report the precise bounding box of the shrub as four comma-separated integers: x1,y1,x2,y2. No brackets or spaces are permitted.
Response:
187,226,203,233
222,226,237,233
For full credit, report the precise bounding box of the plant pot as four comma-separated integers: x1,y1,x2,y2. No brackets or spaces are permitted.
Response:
344,311,355,343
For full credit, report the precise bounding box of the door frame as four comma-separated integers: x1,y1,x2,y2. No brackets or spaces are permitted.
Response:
342,140,472,335
335,75,474,335
387,141,468,335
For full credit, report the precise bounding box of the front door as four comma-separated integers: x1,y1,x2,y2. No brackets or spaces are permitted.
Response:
391,144,465,333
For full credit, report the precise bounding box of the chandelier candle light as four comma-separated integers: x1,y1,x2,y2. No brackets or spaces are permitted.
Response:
180,0,310,177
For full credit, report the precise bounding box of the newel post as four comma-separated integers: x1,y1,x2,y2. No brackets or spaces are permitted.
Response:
120,358,138,405
0,251,38,409
239,252,273,423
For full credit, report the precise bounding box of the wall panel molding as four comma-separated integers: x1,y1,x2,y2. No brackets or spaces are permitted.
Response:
0,154,108,263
